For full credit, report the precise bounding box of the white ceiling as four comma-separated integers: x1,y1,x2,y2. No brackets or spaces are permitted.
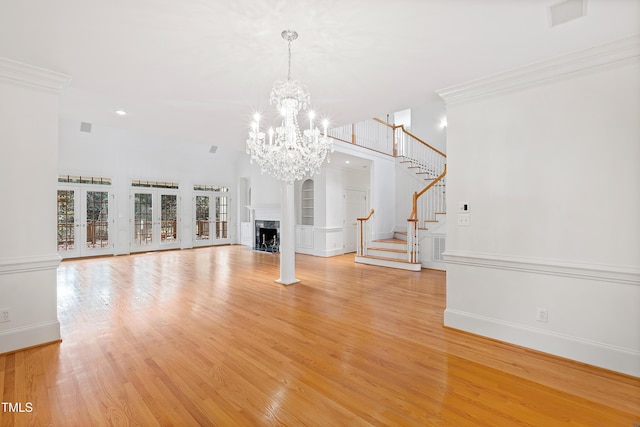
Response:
1,0,638,151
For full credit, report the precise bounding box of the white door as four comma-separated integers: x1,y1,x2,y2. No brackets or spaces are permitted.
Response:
57,185,113,259
344,189,366,253
131,189,181,252
194,191,231,246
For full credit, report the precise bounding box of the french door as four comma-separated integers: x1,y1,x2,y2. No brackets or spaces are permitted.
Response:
193,191,230,246
131,189,181,252
57,185,113,259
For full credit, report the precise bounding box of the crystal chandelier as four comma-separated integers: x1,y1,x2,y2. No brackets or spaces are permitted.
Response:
247,30,333,183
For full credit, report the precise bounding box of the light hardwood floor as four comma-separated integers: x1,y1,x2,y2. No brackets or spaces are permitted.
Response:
1,246,638,426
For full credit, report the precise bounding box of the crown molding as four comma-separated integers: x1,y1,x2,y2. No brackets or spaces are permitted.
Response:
437,34,640,105
0,57,71,93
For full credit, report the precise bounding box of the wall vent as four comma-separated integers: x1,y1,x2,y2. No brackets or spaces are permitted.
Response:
549,0,586,27
80,122,92,133
209,145,218,154
433,236,445,262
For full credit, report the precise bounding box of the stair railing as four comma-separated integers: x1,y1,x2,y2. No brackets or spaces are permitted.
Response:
394,125,446,176
329,117,446,263
328,119,395,156
356,209,375,256
407,165,447,262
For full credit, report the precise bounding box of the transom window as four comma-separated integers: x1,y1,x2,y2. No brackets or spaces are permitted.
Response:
132,180,179,189
194,184,228,192
58,175,111,185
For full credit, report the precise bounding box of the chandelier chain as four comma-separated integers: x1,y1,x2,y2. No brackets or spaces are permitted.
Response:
287,39,292,81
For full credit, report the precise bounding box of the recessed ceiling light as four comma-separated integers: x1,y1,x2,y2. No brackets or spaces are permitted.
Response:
345,160,350,164
114,110,127,116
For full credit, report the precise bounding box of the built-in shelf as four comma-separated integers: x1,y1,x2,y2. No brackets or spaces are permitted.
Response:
301,179,314,226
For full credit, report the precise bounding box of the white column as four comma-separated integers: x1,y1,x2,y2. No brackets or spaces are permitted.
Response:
276,181,300,285
0,58,70,353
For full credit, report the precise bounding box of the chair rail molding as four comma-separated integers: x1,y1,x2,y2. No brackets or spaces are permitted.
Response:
443,250,640,286
0,254,62,275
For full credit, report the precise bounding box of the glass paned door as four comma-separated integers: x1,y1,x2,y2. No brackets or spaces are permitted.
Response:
133,192,154,248
193,192,230,246
131,190,180,252
216,196,228,239
57,185,113,259
57,189,77,256
161,194,178,244
194,195,212,246
86,191,109,250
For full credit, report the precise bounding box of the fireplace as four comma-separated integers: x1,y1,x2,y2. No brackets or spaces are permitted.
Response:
254,220,280,252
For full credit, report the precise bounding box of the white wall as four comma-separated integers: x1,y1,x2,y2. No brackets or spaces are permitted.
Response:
409,98,448,155
58,119,242,253
236,153,281,209
0,58,69,353
440,38,640,376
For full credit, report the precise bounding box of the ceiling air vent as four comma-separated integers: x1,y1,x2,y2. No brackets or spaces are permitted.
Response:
80,122,92,133
209,145,218,154
549,0,586,27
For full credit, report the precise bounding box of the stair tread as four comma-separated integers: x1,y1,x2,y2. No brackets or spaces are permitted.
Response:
373,238,406,243
369,247,407,253
360,255,420,264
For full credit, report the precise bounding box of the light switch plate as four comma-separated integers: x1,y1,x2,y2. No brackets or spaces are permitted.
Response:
457,214,470,226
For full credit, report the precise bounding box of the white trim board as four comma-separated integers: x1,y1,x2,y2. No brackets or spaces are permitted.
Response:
0,57,71,93
0,254,62,275
0,321,61,355
444,308,640,378
443,250,640,286
437,34,640,105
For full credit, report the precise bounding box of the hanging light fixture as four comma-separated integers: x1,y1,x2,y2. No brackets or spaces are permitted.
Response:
247,30,333,183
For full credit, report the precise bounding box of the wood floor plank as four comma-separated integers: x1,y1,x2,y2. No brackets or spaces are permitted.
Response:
1,246,639,426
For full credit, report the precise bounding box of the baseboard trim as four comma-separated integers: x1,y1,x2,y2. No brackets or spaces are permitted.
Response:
444,308,640,378
0,321,61,354
443,250,640,286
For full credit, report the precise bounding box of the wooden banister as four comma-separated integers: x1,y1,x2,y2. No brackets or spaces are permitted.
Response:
408,164,446,221
357,208,375,222
357,209,375,256
373,118,447,158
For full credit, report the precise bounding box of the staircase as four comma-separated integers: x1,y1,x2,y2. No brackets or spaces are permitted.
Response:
355,231,422,271
336,119,447,271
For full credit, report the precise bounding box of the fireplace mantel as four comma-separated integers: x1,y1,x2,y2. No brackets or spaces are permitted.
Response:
247,204,281,221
